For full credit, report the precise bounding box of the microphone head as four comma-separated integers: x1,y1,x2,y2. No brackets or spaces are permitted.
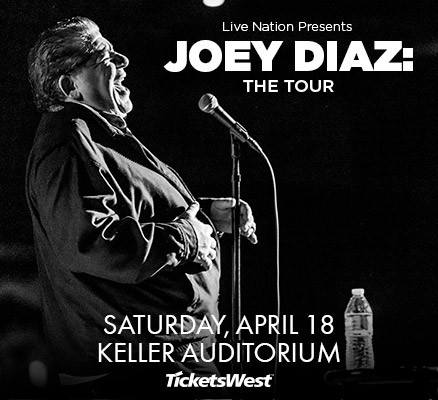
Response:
198,93,218,114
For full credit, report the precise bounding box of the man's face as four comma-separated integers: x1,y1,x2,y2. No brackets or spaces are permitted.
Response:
70,34,132,116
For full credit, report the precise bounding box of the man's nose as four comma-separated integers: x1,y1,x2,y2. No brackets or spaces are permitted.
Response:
112,52,129,68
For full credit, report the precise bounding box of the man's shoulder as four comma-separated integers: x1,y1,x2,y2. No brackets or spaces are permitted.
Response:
30,103,114,163
34,103,102,145
27,103,111,176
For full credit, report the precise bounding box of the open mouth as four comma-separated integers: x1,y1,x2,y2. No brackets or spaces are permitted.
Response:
114,82,129,96
112,73,131,115
114,72,126,87
113,72,129,95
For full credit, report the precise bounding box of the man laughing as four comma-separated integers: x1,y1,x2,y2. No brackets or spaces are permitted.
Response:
26,16,256,399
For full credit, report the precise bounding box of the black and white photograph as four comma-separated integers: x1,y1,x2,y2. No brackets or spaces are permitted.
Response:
1,1,438,399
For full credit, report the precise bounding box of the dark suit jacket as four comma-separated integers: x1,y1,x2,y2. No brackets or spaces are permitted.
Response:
25,102,221,375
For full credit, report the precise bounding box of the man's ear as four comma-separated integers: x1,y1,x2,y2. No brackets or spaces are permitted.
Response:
58,75,82,100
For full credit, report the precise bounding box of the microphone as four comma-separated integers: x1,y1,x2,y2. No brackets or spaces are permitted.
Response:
198,93,262,154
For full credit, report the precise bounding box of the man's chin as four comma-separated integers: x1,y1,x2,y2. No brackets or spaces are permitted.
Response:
117,99,133,116
114,87,133,116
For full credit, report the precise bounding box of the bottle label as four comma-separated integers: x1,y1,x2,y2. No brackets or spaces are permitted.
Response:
345,313,373,335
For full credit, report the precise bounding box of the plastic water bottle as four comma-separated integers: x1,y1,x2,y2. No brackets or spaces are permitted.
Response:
344,288,375,370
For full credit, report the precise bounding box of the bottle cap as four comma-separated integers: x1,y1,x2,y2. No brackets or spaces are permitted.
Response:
352,288,364,295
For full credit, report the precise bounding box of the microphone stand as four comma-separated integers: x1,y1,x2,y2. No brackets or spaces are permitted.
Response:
230,133,243,398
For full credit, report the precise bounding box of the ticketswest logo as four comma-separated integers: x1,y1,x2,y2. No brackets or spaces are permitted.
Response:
166,371,273,388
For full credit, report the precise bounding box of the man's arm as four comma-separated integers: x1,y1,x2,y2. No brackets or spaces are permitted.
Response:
198,197,258,244
29,144,216,284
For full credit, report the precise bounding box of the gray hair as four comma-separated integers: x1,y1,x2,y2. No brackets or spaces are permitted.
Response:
28,16,100,112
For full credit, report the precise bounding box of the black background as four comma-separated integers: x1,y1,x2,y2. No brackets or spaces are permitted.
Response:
1,0,438,398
